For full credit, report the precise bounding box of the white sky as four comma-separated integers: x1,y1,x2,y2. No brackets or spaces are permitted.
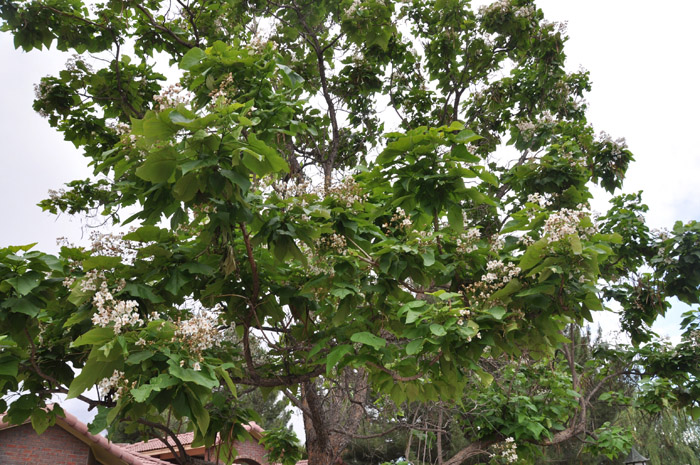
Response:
1,0,699,433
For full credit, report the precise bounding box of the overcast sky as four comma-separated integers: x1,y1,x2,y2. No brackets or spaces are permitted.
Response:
1,0,699,429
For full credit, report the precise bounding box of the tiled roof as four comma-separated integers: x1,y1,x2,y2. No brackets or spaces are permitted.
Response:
0,407,173,465
124,422,265,453
124,431,195,453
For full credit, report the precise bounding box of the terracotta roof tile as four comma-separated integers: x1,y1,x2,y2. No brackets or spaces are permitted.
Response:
124,422,265,453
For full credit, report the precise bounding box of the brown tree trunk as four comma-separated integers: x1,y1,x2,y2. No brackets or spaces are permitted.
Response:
301,368,369,465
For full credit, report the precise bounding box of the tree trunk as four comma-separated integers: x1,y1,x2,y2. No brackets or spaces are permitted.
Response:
301,368,369,465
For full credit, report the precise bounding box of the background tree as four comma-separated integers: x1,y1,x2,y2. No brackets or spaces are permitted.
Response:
1,1,700,465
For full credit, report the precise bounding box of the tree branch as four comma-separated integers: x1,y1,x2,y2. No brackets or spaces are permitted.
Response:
133,3,196,49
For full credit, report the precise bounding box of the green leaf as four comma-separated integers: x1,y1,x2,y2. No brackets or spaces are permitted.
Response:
167,360,219,389
71,327,114,347
169,111,193,124
421,250,435,266
490,279,522,300
584,292,603,311
326,344,354,374
139,112,178,142
165,269,188,295
136,148,178,183
0,356,19,377
180,47,206,70
406,339,424,355
216,367,237,397
131,374,177,402
88,407,109,434
123,283,164,303
67,357,121,399
430,324,447,337
277,64,305,87
451,144,480,163
569,234,583,255
186,386,210,433
173,172,200,201
123,226,172,242
519,239,548,271
487,306,507,320
350,332,386,350
516,284,555,297
447,205,464,231
476,369,494,387
690,406,700,420
126,350,154,365
5,272,41,296
31,409,50,435
454,129,482,143
405,308,425,324
221,170,252,193
4,297,41,317
247,134,289,173
68,282,92,307
82,256,122,270
6,243,37,253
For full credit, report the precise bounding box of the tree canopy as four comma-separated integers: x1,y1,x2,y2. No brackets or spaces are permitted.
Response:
1,0,700,464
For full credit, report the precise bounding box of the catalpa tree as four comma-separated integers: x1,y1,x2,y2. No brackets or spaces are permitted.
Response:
1,0,700,464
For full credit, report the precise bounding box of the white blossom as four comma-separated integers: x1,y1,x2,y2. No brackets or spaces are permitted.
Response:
173,311,223,355
91,282,143,334
98,370,125,400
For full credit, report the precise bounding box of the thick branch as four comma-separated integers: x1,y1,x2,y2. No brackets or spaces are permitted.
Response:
230,366,325,387
133,3,196,49
135,418,189,465
443,437,497,465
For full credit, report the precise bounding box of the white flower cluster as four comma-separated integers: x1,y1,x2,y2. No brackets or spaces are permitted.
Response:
414,230,437,249
542,19,568,35
65,54,93,73
560,150,586,169
456,228,481,254
490,233,505,253
317,233,348,255
483,260,521,284
89,231,138,263
598,131,628,150
685,330,700,349
517,234,535,246
298,243,336,276
516,120,536,135
514,5,535,19
209,73,235,106
652,227,670,241
271,178,312,200
383,207,412,231
463,259,521,308
78,269,104,291
33,81,53,117
327,177,369,209
514,112,556,142
479,0,511,16
598,132,628,169
542,206,597,243
154,83,193,111
48,188,66,202
497,437,518,463
91,281,143,334
346,0,363,16
173,311,223,356
527,193,551,208
109,121,132,136
98,370,126,400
